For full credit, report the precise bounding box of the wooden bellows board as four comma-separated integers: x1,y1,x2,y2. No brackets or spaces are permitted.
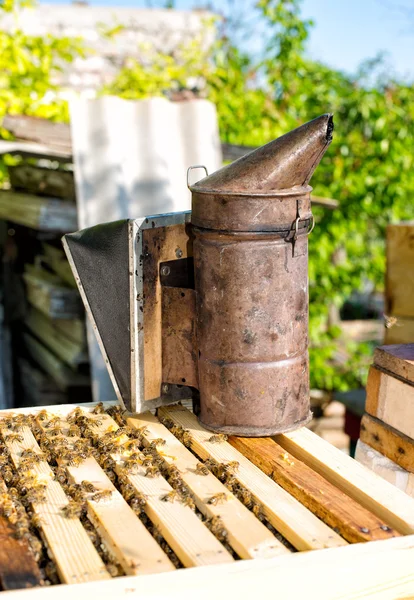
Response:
356,343,414,497
0,401,413,599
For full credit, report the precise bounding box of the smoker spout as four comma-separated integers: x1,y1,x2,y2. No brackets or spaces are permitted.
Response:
190,114,333,195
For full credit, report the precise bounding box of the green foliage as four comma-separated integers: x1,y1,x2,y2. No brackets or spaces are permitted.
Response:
105,0,414,390
3,0,412,391
0,0,84,125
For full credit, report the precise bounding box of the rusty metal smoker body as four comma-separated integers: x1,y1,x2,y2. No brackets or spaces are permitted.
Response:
190,114,333,435
63,114,333,437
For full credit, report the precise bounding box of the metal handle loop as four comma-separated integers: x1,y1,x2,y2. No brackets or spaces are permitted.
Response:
187,165,209,189
307,214,315,235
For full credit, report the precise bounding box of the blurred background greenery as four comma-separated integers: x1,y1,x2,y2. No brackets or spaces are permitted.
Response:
1,0,413,391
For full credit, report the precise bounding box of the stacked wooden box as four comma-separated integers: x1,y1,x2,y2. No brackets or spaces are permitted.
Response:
0,116,92,407
355,344,414,498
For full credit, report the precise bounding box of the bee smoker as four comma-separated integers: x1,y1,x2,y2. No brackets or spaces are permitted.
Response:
63,114,333,437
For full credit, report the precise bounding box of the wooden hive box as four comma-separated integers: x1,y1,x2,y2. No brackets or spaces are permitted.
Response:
356,344,414,498
0,401,413,599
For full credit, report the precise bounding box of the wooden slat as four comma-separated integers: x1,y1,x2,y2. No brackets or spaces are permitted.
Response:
360,414,414,474
355,440,414,498
374,343,414,384
229,436,400,543
160,405,346,551
25,309,88,367
275,426,414,535
374,342,414,383
366,365,414,439
127,412,289,559
35,416,174,576
81,410,234,568
0,191,77,232
0,425,109,584
0,481,42,590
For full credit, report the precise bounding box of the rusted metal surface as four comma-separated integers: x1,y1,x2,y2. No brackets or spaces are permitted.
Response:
190,114,333,436
162,287,198,388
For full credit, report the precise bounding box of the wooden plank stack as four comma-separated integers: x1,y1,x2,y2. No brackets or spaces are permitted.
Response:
0,401,413,598
0,115,92,408
355,344,414,498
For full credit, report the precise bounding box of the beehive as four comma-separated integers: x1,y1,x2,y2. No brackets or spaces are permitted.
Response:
0,402,413,599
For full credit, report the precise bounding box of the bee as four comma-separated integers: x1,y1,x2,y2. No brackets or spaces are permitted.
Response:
0,494,15,518
81,480,97,493
20,449,42,464
223,461,239,474
195,462,209,476
67,425,81,438
151,524,163,543
206,516,228,542
208,434,228,444
66,454,85,468
384,314,401,329
45,561,59,585
92,490,112,502
61,500,83,519
181,496,195,510
26,487,47,504
238,487,253,509
2,467,13,483
204,458,218,472
14,521,30,539
170,425,184,439
160,417,174,429
145,466,160,478
5,432,23,443
161,490,178,503
224,475,238,492
149,438,166,449
31,513,42,529
28,535,42,561
102,457,116,471
93,402,105,414
55,467,67,485
252,502,264,521
123,439,141,452
106,563,119,578
91,417,104,427
207,492,228,506
130,493,147,513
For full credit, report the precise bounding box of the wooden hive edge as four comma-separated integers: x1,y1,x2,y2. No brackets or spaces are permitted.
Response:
1,535,414,600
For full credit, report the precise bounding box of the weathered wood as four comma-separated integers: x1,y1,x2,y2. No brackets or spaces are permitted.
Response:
276,426,414,535
360,414,414,474
23,270,82,320
230,436,399,543
0,480,42,590
25,309,88,367
128,412,289,559
374,343,414,383
8,165,75,201
160,405,346,551
0,425,109,584
355,440,414,499
23,333,90,393
42,244,77,289
35,416,174,576
0,190,77,232
82,410,234,568
2,115,72,154
366,365,414,439
386,223,414,318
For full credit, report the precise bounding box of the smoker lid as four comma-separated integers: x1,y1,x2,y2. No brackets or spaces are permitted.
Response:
190,114,333,196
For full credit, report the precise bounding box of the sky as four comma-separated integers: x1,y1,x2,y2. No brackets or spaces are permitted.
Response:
39,0,414,80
